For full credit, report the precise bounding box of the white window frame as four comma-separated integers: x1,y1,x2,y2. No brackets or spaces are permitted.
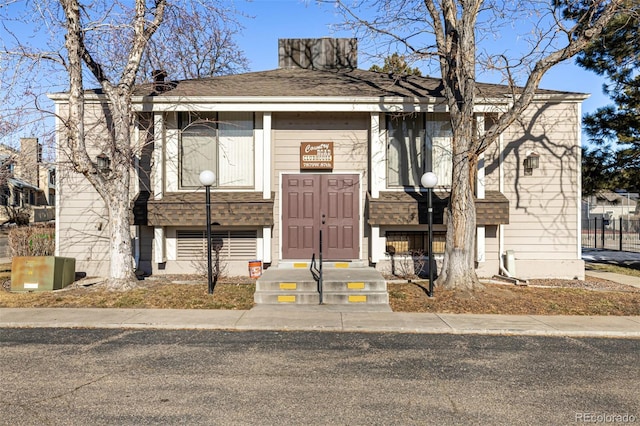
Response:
386,112,453,188
178,112,255,189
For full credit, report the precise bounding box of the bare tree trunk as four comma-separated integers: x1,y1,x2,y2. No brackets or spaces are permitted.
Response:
3,0,247,289
438,127,479,290
59,0,165,289
60,0,135,288
106,190,135,288
103,93,136,288
426,0,483,289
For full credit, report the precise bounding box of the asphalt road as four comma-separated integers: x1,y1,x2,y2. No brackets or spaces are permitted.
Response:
1,329,638,425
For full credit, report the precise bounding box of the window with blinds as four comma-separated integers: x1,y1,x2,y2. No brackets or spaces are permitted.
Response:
176,230,258,260
426,114,453,187
179,112,254,188
386,112,453,188
181,115,217,188
387,113,425,187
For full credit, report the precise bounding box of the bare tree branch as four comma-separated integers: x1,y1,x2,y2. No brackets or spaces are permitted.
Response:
332,0,627,289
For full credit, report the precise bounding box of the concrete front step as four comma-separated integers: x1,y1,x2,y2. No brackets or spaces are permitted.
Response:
254,292,390,305
277,260,369,269
256,277,387,292
254,267,389,305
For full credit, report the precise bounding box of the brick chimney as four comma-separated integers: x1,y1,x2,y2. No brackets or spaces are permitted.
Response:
152,69,168,92
278,38,357,70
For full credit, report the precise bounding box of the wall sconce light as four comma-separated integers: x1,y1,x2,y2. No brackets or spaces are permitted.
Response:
523,151,539,176
96,153,111,173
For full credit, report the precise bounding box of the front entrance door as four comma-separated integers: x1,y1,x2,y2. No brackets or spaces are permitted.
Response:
282,174,359,260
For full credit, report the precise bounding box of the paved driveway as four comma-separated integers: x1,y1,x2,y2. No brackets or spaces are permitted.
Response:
582,248,640,270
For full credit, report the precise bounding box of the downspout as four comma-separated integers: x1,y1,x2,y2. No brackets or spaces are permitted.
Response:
53,103,61,257
497,132,512,278
498,229,512,277
133,124,141,272
496,134,526,284
134,228,140,272
576,102,583,260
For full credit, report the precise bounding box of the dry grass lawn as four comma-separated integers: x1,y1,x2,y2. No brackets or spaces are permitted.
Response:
1,262,639,316
388,280,640,315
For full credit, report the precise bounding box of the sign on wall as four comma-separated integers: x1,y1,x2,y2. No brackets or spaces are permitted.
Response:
300,142,334,170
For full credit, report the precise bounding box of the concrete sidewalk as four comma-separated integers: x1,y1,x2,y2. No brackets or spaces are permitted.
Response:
584,270,640,288
2,250,638,337
581,248,640,288
1,306,639,338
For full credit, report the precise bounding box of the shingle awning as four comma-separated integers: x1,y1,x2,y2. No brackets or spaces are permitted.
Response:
134,192,274,227
367,191,509,226
476,192,510,225
8,177,41,191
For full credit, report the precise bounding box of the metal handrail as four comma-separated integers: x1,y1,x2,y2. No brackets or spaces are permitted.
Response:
309,215,325,304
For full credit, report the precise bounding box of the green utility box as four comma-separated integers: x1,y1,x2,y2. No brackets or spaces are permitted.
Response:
11,256,76,292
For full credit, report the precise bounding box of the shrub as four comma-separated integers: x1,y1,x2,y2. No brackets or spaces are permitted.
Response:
9,224,55,257
1,206,31,225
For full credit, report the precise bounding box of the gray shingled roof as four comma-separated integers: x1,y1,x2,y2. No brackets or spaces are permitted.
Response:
132,68,577,100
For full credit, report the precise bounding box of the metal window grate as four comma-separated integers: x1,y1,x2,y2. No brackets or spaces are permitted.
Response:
385,231,446,255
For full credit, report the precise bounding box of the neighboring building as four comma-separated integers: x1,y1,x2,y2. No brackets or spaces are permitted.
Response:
50,38,586,280
582,191,638,222
0,138,55,224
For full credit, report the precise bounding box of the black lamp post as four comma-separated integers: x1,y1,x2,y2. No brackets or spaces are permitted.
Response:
421,172,438,297
199,170,216,294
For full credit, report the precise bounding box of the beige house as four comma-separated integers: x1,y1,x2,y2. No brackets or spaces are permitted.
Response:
0,138,55,224
583,191,638,222
50,38,586,281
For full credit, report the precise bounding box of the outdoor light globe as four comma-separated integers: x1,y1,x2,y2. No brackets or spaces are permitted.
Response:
421,172,438,188
199,170,216,186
